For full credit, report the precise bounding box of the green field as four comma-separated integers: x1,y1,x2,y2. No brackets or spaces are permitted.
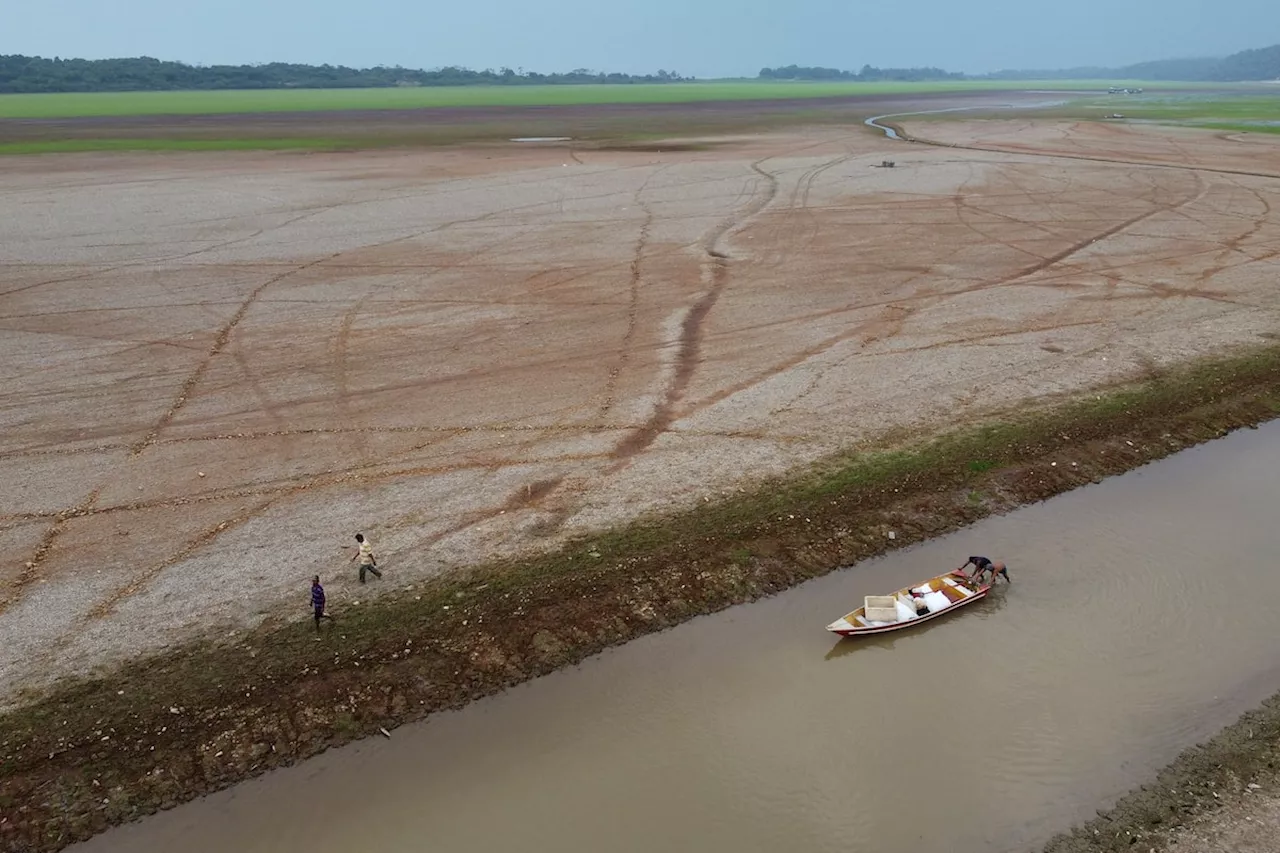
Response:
1071,93,1280,119
0,81,1263,155
0,79,1221,119
1061,93,1280,134
0,137,351,155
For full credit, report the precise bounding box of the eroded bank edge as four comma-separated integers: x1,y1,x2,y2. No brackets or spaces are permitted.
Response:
1041,695,1280,852
3,342,1280,852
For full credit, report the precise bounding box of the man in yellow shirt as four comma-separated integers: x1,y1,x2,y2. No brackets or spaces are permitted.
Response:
351,533,383,583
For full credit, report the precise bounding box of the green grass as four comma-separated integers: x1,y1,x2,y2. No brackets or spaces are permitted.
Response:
0,79,1223,119
1199,122,1280,134
1058,93,1280,131
1097,94,1280,120
0,137,350,154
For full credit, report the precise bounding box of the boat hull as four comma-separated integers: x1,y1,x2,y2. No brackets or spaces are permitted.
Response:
826,571,990,636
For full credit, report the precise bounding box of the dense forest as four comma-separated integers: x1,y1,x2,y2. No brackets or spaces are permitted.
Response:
0,56,688,94
765,44,1280,83
1,42,1277,95
757,64,964,82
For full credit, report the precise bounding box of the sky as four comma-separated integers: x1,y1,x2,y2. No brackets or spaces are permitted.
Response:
4,0,1278,78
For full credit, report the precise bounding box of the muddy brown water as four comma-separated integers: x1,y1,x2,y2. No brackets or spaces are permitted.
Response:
71,423,1280,853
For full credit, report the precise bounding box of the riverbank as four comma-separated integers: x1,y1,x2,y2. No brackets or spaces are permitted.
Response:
1,342,1279,851
1043,691,1280,852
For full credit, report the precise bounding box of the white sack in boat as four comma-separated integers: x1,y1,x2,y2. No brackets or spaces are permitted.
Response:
923,591,951,612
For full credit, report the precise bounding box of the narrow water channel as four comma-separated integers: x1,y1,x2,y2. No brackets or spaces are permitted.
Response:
73,422,1280,853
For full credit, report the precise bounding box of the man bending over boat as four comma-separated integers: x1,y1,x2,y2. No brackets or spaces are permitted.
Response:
957,556,1011,584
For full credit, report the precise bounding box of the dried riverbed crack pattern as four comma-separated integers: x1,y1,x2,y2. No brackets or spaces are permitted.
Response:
2,105,1280,850
4,339,1280,853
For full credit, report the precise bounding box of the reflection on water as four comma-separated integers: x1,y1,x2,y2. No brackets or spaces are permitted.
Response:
70,422,1280,853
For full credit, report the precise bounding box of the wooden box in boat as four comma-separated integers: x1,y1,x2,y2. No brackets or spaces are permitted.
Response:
825,571,989,636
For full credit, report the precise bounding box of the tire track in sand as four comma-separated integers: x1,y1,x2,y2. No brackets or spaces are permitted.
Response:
82,174,685,618
2,254,344,619
129,253,345,456
891,123,1280,181
86,495,280,620
671,167,1213,422
989,173,1207,287
0,489,99,617
600,166,670,419
610,157,779,464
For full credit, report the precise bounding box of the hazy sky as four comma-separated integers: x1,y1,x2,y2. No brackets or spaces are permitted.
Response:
5,0,1277,77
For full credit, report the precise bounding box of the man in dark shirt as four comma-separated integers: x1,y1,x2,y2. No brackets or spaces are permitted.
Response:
311,575,333,630
957,556,1011,584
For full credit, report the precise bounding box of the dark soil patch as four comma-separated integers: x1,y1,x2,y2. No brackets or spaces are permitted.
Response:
3,344,1280,852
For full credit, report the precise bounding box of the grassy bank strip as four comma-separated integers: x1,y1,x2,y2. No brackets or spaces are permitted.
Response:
1081,93,1280,121
3,344,1280,852
1018,93,1280,129
0,106,912,151
1042,694,1280,852
0,106,875,152
0,138,352,155
1193,121,1280,135
0,80,1205,119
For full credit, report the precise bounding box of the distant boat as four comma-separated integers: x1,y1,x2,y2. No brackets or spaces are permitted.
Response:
826,571,989,636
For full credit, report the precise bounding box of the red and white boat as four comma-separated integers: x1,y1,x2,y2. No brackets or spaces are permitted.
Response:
825,571,989,636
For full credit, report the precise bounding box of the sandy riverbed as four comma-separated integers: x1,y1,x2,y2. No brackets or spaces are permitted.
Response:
2,118,1279,702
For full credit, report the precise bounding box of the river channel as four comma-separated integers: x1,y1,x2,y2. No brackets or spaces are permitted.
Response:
72,422,1280,852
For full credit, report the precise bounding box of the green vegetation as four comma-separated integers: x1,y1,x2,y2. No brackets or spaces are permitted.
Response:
0,55,688,94
1199,122,1280,134
766,44,1280,83
3,43,1276,104
759,64,964,81
0,137,350,154
0,80,1215,119
1059,93,1280,133
1091,94,1280,119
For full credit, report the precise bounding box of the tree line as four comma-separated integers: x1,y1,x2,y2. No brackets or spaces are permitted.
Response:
758,64,964,82
762,44,1280,83
0,55,689,94
2,44,1277,95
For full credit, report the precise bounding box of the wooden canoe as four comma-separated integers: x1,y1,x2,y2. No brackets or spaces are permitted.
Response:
825,571,989,636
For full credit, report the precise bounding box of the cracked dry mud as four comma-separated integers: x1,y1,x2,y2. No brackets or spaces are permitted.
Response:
2,118,1279,704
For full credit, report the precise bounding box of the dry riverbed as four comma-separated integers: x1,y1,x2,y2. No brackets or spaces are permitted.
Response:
3,111,1280,850
4,118,1280,703
3,345,1280,852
